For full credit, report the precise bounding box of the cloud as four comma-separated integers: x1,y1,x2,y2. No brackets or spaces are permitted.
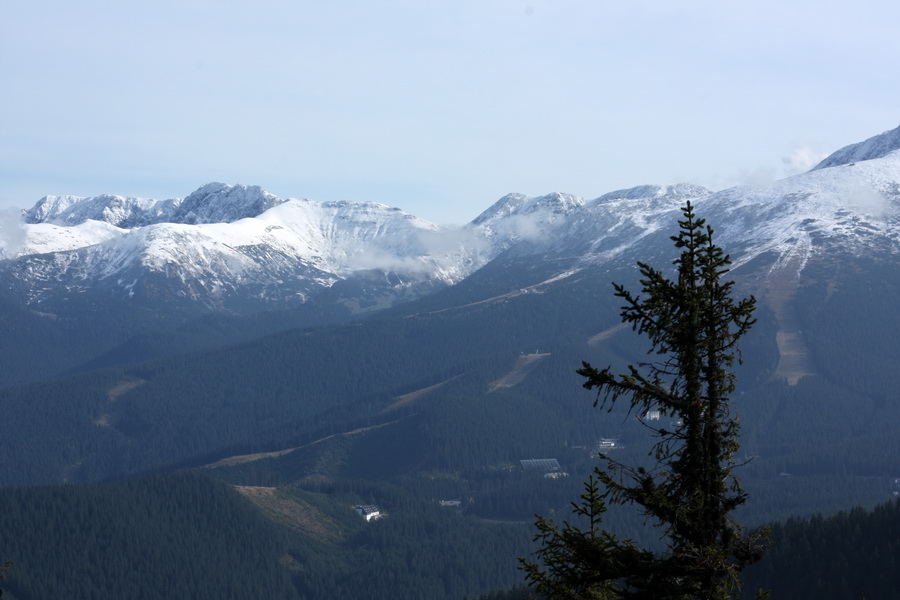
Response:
349,227,489,275
507,214,549,242
416,227,486,256
783,144,828,175
0,208,26,258
844,181,889,219
351,250,435,275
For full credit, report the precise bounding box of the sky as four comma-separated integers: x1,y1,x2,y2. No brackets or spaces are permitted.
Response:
3,1,900,226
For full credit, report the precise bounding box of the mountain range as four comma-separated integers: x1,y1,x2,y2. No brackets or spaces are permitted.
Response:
8,126,900,309
2,124,899,387
1,125,900,599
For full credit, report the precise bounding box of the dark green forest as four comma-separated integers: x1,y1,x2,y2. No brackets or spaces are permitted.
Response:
742,499,900,600
0,473,300,600
0,472,535,600
1,248,899,598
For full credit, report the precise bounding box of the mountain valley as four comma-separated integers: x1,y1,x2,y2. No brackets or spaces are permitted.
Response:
2,125,900,599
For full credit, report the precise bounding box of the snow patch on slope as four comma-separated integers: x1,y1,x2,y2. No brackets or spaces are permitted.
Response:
20,220,127,256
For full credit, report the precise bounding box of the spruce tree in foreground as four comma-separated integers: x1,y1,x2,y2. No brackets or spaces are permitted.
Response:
0,559,10,598
522,201,767,599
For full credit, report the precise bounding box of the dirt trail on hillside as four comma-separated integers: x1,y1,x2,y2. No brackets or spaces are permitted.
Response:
489,353,550,391
384,376,460,412
203,421,398,468
588,322,628,346
766,243,816,385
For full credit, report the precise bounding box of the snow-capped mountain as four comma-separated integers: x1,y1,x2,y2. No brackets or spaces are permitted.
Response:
4,126,900,320
22,182,283,228
811,125,900,171
482,129,899,270
6,182,484,311
0,124,899,389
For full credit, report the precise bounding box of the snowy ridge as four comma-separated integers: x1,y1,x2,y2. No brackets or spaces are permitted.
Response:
707,148,900,260
4,126,900,314
7,183,486,310
23,182,283,228
812,124,900,170
21,220,126,256
593,183,710,203
24,193,179,228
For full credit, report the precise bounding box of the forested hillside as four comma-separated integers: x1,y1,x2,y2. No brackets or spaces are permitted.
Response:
0,471,536,600
0,473,300,599
742,499,900,599
0,282,353,389
1,226,899,598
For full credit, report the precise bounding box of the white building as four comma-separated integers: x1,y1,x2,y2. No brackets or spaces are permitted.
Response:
355,505,382,522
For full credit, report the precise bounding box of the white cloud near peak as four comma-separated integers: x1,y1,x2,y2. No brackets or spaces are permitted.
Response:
783,145,829,175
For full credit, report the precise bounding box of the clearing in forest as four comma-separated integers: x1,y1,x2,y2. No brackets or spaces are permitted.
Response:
766,244,816,385
235,486,340,541
489,353,550,391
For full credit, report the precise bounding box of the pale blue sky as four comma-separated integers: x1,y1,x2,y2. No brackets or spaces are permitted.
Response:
2,1,899,225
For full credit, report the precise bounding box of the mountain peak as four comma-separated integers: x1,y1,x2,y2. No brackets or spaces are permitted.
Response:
171,183,284,225
812,124,900,171
470,192,583,226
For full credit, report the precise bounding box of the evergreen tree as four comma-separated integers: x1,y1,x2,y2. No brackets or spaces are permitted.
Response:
0,560,10,598
522,202,767,599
